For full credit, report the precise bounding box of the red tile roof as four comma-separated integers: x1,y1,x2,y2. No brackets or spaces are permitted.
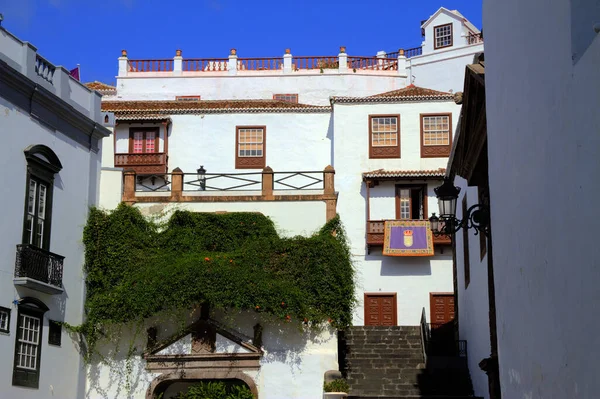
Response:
101,100,331,116
331,85,454,104
370,84,452,98
85,81,116,94
363,168,446,180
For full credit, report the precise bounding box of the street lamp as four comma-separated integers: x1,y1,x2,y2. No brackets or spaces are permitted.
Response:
197,165,206,191
429,178,490,236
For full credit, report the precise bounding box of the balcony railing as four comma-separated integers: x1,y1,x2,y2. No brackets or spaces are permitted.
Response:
367,219,452,247
14,244,64,294
115,152,168,175
467,32,484,45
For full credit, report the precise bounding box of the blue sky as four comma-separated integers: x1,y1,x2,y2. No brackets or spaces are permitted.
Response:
0,0,481,85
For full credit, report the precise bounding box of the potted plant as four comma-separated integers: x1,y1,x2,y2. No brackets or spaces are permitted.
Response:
323,379,349,398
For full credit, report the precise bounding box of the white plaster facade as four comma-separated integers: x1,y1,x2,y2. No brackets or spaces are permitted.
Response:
0,28,109,399
89,7,483,398
332,100,461,325
481,0,600,398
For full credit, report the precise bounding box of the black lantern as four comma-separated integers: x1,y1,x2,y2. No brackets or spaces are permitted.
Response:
197,165,206,191
429,178,490,236
434,178,461,218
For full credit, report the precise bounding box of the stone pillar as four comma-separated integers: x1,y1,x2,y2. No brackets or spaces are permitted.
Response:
338,46,348,73
173,49,183,76
397,49,408,77
228,48,238,76
262,166,274,200
324,165,337,221
123,169,136,203
118,50,128,77
170,167,183,201
283,49,293,74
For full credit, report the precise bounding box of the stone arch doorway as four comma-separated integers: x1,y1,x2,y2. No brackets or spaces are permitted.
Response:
147,371,258,399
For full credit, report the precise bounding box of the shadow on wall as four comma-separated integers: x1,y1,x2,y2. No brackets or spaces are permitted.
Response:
377,255,433,276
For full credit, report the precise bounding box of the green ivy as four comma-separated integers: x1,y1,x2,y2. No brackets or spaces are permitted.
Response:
323,379,349,393
172,381,254,399
77,204,355,355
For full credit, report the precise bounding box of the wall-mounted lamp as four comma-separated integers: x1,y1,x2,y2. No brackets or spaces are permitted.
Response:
429,178,490,236
196,165,206,191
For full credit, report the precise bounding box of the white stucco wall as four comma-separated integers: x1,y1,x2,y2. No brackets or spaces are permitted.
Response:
134,201,326,239
409,44,484,94
113,113,332,175
332,101,459,325
115,74,407,106
453,177,491,399
483,1,600,397
85,300,337,399
0,96,101,399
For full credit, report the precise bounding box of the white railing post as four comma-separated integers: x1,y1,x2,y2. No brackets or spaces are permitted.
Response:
228,48,238,76
283,49,293,74
173,49,183,76
397,49,407,77
376,50,386,69
338,46,347,73
118,50,128,77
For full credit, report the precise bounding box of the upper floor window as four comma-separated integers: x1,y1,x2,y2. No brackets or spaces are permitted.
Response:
369,115,400,159
130,128,159,154
396,185,427,220
273,94,298,103
236,126,266,169
434,23,453,49
22,145,62,251
12,297,49,389
0,307,10,333
421,113,452,158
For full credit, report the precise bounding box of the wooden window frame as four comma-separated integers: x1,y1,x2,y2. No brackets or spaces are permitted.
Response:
129,127,160,154
433,23,453,49
462,195,470,288
369,114,401,159
235,126,266,169
273,94,298,103
12,298,48,389
48,320,61,346
420,113,452,158
364,293,398,326
395,184,428,220
22,146,61,252
0,306,11,333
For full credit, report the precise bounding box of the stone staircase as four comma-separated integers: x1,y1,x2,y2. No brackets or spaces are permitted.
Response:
340,326,479,399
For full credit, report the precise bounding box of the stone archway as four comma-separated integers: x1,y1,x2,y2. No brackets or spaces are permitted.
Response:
146,370,259,399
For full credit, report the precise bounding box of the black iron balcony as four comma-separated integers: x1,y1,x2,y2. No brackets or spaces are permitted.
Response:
14,244,64,294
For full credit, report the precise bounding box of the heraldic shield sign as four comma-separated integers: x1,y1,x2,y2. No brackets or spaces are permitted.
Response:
382,220,434,256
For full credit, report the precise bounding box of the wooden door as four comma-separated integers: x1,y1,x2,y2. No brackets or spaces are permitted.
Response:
430,292,455,327
364,293,397,326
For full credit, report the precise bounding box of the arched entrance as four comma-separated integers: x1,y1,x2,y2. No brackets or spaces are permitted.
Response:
147,371,258,399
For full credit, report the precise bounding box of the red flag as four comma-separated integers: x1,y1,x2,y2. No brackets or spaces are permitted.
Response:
69,66,80,81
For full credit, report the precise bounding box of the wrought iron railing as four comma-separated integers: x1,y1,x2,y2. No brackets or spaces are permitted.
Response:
183,172,262,191
136,174,172,192
386,46,423,59
15,244,64,288
273,171,324,190
128,59,174,72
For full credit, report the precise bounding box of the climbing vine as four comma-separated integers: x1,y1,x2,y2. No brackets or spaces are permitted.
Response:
75,204,355,356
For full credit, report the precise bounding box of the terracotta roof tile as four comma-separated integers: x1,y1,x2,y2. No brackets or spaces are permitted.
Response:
85,81,116,94
363,168,446,180
370,85,452,98
331,85,454,104
101,100,331,116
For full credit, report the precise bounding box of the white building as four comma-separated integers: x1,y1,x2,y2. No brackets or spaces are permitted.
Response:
0,27,110,398
86,7,483,399
449,1,600,398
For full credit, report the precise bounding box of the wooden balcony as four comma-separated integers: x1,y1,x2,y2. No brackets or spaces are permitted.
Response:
115,152,168,174
367,220,452,248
